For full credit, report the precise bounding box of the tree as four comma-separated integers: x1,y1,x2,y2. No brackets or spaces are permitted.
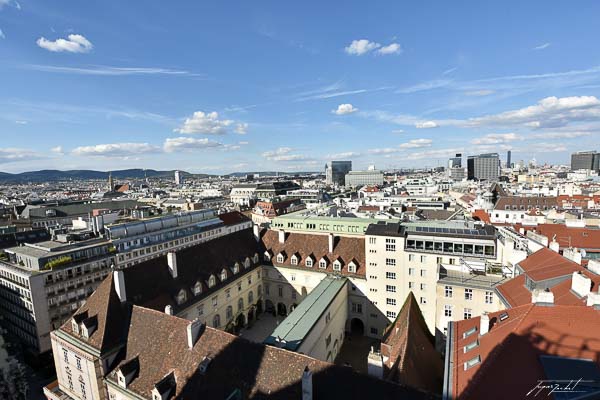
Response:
0,371,10,399
11,361,28,400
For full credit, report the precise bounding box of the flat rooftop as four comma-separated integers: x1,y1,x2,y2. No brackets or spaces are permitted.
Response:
5,238,110,258
438,267,506,290
264,276,347,351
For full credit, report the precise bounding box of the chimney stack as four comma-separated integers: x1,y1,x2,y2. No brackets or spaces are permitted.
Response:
113,270,127,303
549,240,560,253
168,252,178,278
531,288,554,306
328,233,334,253
588,260,600,275
278,230,286,244
187,319,205,349
253,224,260,242
302,366,313,400
480,312,490,336
571,271,592,298
587,291,600,308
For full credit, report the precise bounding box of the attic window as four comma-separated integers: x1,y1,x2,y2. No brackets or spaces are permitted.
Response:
264,251,271,261
253,254,259,263
463,339,479,353
305,258,313,268
499,312,509,322
221,270,228,281
291,255,299,266
208,275,216,288
176,289,187,305
333,260,342,271
463,326,477,339
232,264,239,274
319,259,327,269
193,282,202,296
464,355,481,370
348,262,357,273
244,258,251,268
277,253,285,263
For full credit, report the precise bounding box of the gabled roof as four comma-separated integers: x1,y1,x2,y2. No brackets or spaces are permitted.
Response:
448,304,600,400
380,293,443,393
61,272,130,352
517,248,582,282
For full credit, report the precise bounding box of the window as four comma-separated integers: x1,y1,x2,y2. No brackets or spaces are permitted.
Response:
197,304,204,316
464,308,472,319
420,297,427,305
238,298,244,312
464,339,479,352
225,289,231,299
291,274,296,281
333,260,342,271
291,256,298,266
369,237,376,244
325,312,331,324
485,291,494,304
464,355,481,370
386,272,396,280
420,283,426,291
436,256,443,264
75,356,82,371
444,304,453,317
386,311,397,319
79,376,86,399
276,253,284,263
420,255,426,263
348,262,357,273
445,286,453,298
265,283,270,295
386,298,396,306
463,326,477,338
408,281,414,289
408,268,415,276
212,296,218,307
325,333,332,347
319,259,327,269
248,291,254,304
370,327,378,335
278,286,283,297
386,285,396,293
385,258,396,267
66,367,73,390
464,288,473,301
305,258,313,267
351,302,363,314
385,238,396,252
63,348,69,363
226,306,233,320
408,254,415,262
420,269,426,277
213,314,221,328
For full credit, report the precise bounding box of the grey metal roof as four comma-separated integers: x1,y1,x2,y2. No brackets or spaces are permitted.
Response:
264,276,347,351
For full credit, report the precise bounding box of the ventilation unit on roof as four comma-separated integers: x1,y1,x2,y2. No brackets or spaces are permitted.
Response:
499,312,509,322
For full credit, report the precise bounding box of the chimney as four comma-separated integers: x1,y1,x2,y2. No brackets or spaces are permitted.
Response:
253,224,260,242
187,319,205,349
302,366,313,400
168,252,178,278
278,230,286,244
165,305,173,315
563,248,582,265
328,233,334,253
587,291,600,308
113,270,127,303
480,312,490,336
531,288,554,306
588,260,600,275
571,271,592,298
549,240,560,253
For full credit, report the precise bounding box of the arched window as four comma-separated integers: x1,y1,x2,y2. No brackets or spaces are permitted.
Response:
257,284,262,296
238,298,244,312
248,290,254,304
226,306,233,320
213,314,221,328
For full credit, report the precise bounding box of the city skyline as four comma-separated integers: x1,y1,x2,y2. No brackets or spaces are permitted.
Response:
2,1,600,173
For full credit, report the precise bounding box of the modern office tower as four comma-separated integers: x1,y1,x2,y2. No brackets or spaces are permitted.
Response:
571,151,599,172
448,153,462,169
174,170,182,185
325,161,352,186
344,169,384,187
467,153,500,181
507,150,512,168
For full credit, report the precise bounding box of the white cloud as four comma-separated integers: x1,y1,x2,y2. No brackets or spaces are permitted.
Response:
468,96,600,128
0,0,19,10
391,129,404,134
530,131,590,139
175,111,234,135
471,133,522,145
368,147,401,155
0,148,44,164
333,103,358,115
238,141,249,145
345,39,381,55
234,123,248,134
26,64,204,77
415,121,438,129
163,137,222,153
534,42,551,50
36,34,93,53
377,43,402,55
406,148,464,160
397,79,452,94
464,89,495,96
327,151,361,159
0,28,4,39
262,147,308,162
442,67,458,75
50,146,63,154
72,142,160,157
14,120,27,125
399,138,432,149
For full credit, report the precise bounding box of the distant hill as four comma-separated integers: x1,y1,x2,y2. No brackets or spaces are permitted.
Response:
0,169,193,182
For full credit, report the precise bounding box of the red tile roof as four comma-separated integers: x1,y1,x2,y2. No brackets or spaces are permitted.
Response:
448,304,600,400
471,209,490,224
517,247,582,281
517,224,600,251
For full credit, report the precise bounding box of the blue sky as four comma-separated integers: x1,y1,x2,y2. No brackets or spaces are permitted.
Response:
1,1,600,173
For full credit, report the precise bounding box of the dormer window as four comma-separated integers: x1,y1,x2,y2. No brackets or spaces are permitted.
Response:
71,319,80,334
291,254,299,266
319,259,327,269
244,258,251,268
176,289,187,305
333,260,342,271
234,262,242,272
276,253,285,263
208,275,216,288
264,251,271,261
253,253,259,263
193,281,202,296
232,264,239,274
220,269,228,282
348,261,357,273
305,257,313,268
